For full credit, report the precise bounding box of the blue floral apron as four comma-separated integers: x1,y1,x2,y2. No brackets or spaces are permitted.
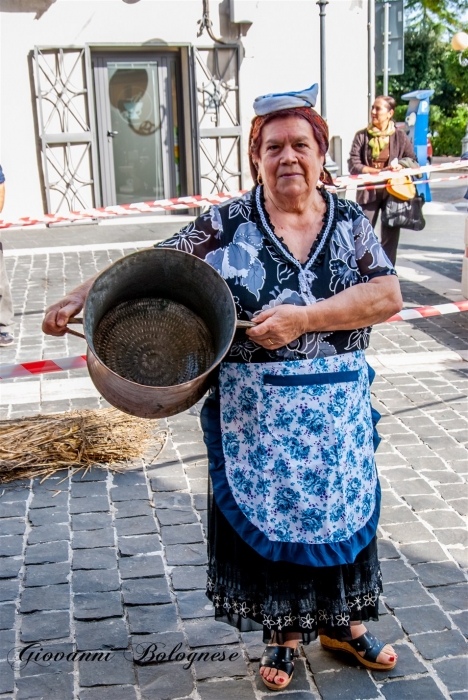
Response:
207,350,381,567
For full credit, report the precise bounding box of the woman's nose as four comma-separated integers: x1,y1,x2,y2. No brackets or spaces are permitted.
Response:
281,145,297,162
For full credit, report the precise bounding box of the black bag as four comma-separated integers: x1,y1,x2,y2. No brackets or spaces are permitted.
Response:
381,194,426,231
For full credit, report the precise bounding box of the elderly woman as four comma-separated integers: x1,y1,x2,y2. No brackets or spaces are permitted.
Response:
43,85,402,691
348,95,418,266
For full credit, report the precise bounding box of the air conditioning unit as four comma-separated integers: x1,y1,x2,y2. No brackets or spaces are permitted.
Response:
230,0,257,23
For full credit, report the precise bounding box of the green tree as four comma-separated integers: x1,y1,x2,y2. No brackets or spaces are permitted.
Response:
405,0,468,28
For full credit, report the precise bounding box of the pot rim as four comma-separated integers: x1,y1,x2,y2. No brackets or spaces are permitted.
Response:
82,246,238,390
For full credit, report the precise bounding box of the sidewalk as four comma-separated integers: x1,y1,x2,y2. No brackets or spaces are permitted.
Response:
0,211,467,700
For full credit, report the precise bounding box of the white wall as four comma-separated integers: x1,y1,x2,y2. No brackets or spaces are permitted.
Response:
0,0,370,219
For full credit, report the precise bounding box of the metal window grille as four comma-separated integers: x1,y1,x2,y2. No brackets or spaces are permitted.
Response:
32,46,100,214
195,46,242,195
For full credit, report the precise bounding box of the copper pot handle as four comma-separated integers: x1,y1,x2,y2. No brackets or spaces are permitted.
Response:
67,317,86,340
236,320,255,329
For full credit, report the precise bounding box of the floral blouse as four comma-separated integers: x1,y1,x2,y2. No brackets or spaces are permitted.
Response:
161,185,396,363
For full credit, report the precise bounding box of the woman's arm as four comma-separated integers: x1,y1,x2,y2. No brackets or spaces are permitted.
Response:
42,276,97,336
246,276,402,349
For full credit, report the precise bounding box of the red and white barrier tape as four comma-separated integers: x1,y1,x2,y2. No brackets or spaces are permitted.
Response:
1,301,467,380
1,161,467,231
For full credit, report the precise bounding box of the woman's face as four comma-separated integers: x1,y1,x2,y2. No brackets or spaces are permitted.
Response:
255,116,323,201
371,98,394,127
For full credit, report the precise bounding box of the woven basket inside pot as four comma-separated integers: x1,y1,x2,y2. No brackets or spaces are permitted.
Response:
93,298,215,387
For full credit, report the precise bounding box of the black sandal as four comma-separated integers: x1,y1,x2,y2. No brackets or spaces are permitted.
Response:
259,645,295,691
319,628,396,671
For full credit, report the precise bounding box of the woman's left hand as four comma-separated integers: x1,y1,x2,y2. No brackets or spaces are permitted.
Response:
246,305,307,349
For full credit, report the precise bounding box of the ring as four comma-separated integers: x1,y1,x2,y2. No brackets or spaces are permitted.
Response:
267,338,274,346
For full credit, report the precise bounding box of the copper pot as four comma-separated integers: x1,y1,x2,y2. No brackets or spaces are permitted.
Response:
68,247,251,419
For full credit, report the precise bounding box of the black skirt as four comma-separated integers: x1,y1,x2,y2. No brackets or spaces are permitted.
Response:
205,480,383,645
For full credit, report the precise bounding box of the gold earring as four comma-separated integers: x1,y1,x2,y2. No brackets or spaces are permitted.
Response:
257,172,263,185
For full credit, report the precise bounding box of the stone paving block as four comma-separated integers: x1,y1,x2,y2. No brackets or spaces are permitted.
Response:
177,590,214,619
73,568,121,593
0,556,22,579
16,672,74,700
193,646,248,679
431,584,468,613
118,554,165,579
150,476,187,492
186,478,208,495
115,516,158,537
0,517,25,536
197,678,254,700
240,631,264,662
377,539,400,560
385,522,435,544
118,535,161,556
427,471,465,485
70,496,110,514
27,523,70,544
0,659,14,693
383,580,434,609
0,603,15,630
71,481,108,498
171,565,206,590
381,676,445,700
0,628,15,654
193,493,208,510
453,611,468,638
183,618,238,648
71,469,108,482
449,499,468,516
20,584,70,613
165,543,207,566
130,631,187,665
78,651,136,687
160,523,204,545
0,502,27,518
111,485,149,502
399,541,448,565
392,479,436,496
74,591,123,620
72,547,117,570
379,507,418,526
381,559,417,583
413,561,466,587
397,605,452,634
114,500,154,519
0,579,19,602
79,686,137,700
433,528,468,547
122,578,171,605
71,513,113,531
152,492,192,509
402,494,451,512
23,562,70,587
24,541,69,565
72,528,116,549
28,506,68,527
127,604,179,634
313,666,380,700
0,535,24,557
137,662,194,700
20,611,70,642
30,490,68,509
156,507,198,526
433,657,468,692
18,642,74,678
75,618,129,651
410,629,468,660
112,471,146,487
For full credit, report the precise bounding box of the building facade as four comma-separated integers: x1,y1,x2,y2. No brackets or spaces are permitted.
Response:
0,0,370,219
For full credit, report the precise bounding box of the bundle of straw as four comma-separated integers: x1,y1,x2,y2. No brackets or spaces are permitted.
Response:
0,408,166,484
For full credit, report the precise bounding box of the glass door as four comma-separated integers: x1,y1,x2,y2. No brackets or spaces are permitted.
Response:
94,54,181,206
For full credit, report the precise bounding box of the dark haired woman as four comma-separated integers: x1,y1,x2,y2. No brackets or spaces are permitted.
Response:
348,95,418,265
43,84,402,691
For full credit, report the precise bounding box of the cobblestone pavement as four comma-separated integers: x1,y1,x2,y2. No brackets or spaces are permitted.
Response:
0,213,467,699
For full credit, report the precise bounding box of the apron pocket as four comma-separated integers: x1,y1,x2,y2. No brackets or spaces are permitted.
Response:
263,370,359,387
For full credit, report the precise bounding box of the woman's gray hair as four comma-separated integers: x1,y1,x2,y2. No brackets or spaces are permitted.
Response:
375,95,396,112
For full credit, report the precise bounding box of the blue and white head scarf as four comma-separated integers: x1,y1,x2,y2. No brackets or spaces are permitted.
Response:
253,84,319,116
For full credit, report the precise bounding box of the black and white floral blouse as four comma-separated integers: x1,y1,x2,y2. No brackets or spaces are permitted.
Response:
162,185,396,362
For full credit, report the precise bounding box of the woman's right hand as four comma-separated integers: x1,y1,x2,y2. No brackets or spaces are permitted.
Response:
362,166,381,175
42,279,94,336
